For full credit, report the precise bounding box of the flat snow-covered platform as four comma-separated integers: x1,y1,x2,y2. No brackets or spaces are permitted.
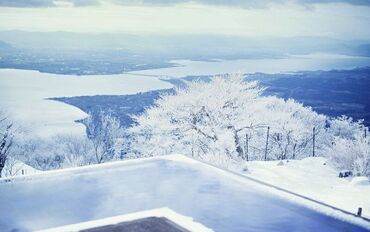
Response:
0,155,369,232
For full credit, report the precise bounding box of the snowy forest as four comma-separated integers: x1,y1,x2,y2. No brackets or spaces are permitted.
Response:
1,74,369,178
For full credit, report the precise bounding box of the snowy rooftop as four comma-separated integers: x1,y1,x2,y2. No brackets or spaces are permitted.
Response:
0,155,369,232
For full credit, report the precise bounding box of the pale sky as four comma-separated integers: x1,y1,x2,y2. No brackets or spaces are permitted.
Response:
0,0,369,40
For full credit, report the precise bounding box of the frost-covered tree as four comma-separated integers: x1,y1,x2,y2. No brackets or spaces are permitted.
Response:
257,97,326,160
0,112,15,177
52,135,95,168
326,116,370,177
327,116,365,140
14,135,95,171
6,113,124,172
129,74,326,165
2,134,33,176
130,74,263,165
28,139,64,171
326,134,370,177
84,113,124,163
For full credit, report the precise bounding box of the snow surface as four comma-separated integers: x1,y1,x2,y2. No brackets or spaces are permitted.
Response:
0,155,369,232
0,69,172,137
351,177,370,187
130,53,370,78
243,157,370,219
38,208,213,232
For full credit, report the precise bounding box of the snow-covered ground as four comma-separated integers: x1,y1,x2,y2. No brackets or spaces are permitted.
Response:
130,53,370,78
0,69,172,137
0,155,369,232
243,157,370,219
1,159,41,178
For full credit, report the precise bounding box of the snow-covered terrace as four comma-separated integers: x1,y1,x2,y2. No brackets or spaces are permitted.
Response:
0,155,369,232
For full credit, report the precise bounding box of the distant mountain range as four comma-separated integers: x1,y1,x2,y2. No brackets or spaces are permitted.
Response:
1,31,370,75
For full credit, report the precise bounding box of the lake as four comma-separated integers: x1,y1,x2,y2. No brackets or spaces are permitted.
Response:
131,53,370,78
0,69,171,137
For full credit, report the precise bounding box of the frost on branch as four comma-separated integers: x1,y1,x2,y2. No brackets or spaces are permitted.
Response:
326,116,370,177
84,113,124,164
0,111,15,177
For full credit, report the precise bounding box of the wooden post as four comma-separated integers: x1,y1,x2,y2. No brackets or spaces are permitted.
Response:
365,128,367,138
312,127,316,157
264,126,270,161
293,143,296,159
22,169,24,175
357,207,362,217
245,134,249,162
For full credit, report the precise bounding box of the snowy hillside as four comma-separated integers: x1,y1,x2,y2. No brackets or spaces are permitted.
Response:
0,155,369,232
243,157,370,218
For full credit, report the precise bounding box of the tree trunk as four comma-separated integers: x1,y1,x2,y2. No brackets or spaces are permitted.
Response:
283,136,290,160
365,128,367,138
312,127,316,157
245,134,249,161
264,126,270,161
0,153,6,177
234,130,243,158
229,126,243,158
0,164,4,178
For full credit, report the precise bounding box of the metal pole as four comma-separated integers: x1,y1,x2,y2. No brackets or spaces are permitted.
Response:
264,126,270,161
365,128,367,138
245,134,249,162
357,207,362,217
313,127,316,157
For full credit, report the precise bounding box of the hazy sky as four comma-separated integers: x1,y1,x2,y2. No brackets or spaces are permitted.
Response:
0,0,369,40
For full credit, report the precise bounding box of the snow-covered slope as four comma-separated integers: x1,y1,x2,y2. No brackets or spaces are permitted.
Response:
243,157,370,219
0,69,172,137
0,155,368,232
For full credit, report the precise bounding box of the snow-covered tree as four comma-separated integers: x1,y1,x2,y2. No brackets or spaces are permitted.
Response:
327,116,365,140
326,134,370,177
52,135,95,168
29,139,64,171
6,112,124,171
326,116,370,177
0,112,15,177
129,74,262,165
257,97,327,160
129,74,326,165
14,135,94,171
84,113,124,164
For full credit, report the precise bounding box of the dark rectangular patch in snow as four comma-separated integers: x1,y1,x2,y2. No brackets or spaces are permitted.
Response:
81,217,190,232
